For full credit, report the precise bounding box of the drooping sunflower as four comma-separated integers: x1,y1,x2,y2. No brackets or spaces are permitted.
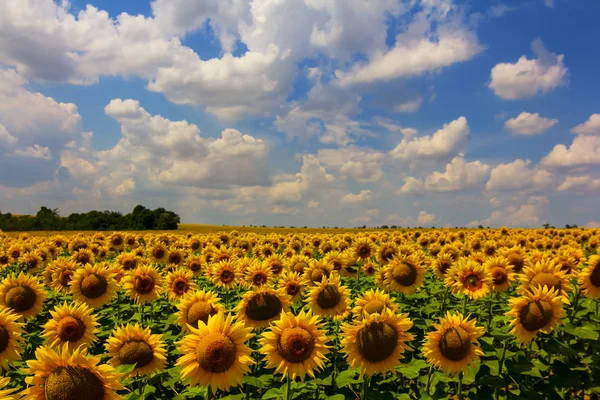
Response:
306,275,351,319
0,377,18,400
432,253,454,281
42,301,99,352
351,288,398,320
236,287,291,329
49,259,79,294
422,312,485,375
20,344,124,400
0,272,47,319
484,256,516,292
578,255,600,298
211,260,239,290
177,290,225,332
70,263,118,309
165,268,198,302
341,309,414,377
277,270,305,302
244,260,274,288
383,254,426,295
506,285,565,344
176,312,253,392
106,324,167,377
259,310,330,381
518,259,571,303
122,264,163,305
0,306,24,371
353,238,375,261
445,259,492,301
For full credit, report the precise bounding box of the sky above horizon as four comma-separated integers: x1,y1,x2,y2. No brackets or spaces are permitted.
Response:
0,0,599,228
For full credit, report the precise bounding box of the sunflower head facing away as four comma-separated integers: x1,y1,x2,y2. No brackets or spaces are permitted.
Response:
351,288,398,320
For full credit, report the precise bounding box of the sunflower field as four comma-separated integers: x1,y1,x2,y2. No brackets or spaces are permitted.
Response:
0,228,599,400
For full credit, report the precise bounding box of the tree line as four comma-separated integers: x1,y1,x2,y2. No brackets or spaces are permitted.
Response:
0,205,180,231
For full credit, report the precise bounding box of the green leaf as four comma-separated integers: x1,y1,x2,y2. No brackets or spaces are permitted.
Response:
563,323,599,340
221,395,245,400
116,363,137,374
326,395,345,400
335,369,358,388
261,387,283,399
244,375,270,388
142,384,156,396
505,358,534,374
397,359,428,379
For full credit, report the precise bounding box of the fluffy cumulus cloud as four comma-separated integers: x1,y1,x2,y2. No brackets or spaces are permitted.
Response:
540,135,600,168
468,196,549,227
489,38,568,99
557,176,600,192
571,114,600,136
316,147,385,183
486,159,553,192
340,190,372,204
400,153,489,194
504,112,558,135
385,211,438,227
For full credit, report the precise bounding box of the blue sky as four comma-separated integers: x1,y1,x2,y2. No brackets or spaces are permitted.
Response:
0,0,599,228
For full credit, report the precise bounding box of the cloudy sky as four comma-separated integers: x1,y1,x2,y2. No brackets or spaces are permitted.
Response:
0,0,599,228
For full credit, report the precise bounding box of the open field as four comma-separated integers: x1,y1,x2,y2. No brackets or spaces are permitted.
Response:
0,228,599,399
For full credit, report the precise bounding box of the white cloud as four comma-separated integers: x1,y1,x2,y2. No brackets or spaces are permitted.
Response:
557,176,600,192
504,112,558,135
394,98,422,113
468,196,549,227
489,38,568,99
400,153,489,194
0,123,17,146
340,190,372,204
540,135,600,168
351,215,372,225
307,200,319,209
571,114,600,136
316,147,385,183
385,210,438,227
390,116,469,161
486,159,553,192
14,144,52,160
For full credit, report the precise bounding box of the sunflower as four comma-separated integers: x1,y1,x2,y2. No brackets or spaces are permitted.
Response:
376,242,399,265
108,233,125,251
236,287,291,329
353,238,375,261
106,324,167,377
578,255,600,298
303,260,333,286
150,243,168,264
383,255,426,295
341,309,414,377
165,268,197,302
351,288,398,320
177,290,225,332
0,252,10,267
306,275,351,319
0,272,47,319
506,285,565,344
49,259,79,294
19,252,43,272
167,248,186,267
0,377,18,400
518,259,571,303
259,310,330,381
0,306,24,371
20,344,124,400
71,264,118,309
7,245,21,261
277,271,305,302
362,261,377,276
177,312,253,392
265,254,285,275
500,246,526,274
300,247,314,259
72,249,94,266
115,252,141,271
554,251,578,274
186,255,204,276
423,312,485,375
445,259,492,301
244,260,273,288
42,301,99,352
213,246,235,263
432,253,454,280
122,264,163,305
484,256,516,292
211,260,239,290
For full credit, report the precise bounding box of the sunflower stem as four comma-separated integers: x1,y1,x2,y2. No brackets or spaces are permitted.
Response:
286,374,292,400
457,372,463,400
116,291,121,323
569,289,580,324
425,366,434,396
362,376,369,400
355,262,361,292
440,287,450,315
494,337,510,399
461,296,468,315
486,296,494,331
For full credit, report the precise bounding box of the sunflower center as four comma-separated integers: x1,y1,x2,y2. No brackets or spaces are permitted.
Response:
356,321,398,362
75,254,91,265
439,327,471,361
263,249,273,257
168,278,186,295
45,366,105,400
245,293,282,321
191,241,201,250
220,269,234,283
190,262,201,272
0,326,9,353
381,249,395,262
277,327,315,363
122,259,135,270
589,265,600,288
80,274,108,299
365,265,375,274
316,285,341,309
392,262,417,286
57,316,86,342
112,237,123,246
507,254,524,273
529,273,561,292
134,275,155,294
286,283,299,296
119,340,154,368
332,261,342,271
196,332,237,373
490,267,508,285
519,300,554,332
252,273,267,286
310,269,327,283
363,299,386,315
169,253,182,265
57,270,73,287
0,255,9,265
5,285,36,312
358,245,371,258
153,248,165,260
439,262,450,275
294,262,308,273
270,263,283,274
187,301,215,327
464,274,483,291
